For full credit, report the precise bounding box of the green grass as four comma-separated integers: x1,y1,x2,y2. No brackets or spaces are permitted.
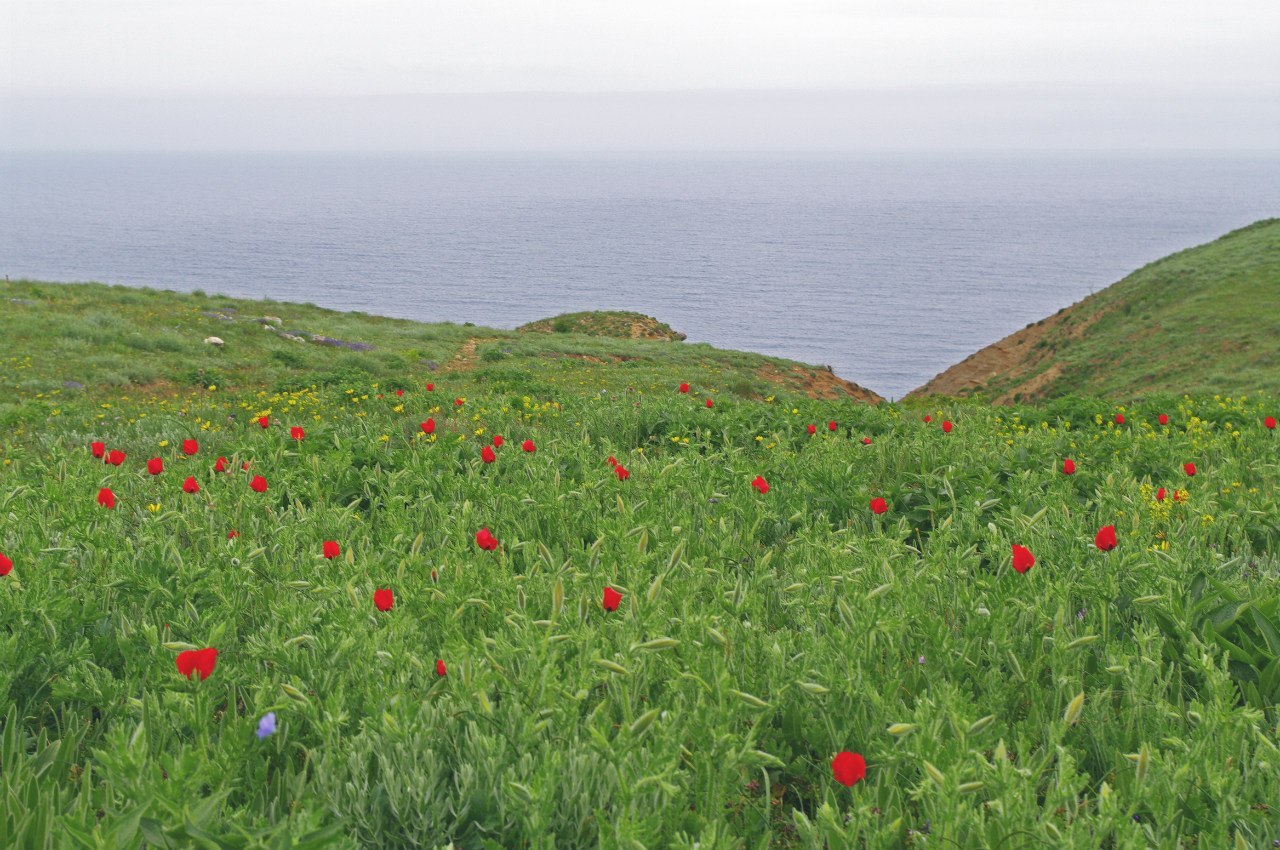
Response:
911,219,1280,401
1,282,1279,849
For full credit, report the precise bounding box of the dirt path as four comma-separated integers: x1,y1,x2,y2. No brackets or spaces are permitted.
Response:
445,337,500,372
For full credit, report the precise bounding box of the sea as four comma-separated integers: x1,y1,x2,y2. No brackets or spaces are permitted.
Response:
2,151,1278,399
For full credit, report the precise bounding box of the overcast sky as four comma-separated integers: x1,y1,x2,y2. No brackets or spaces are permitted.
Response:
3,0,1278,150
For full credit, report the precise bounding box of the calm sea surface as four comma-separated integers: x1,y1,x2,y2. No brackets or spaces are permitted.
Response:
2,152,1277,398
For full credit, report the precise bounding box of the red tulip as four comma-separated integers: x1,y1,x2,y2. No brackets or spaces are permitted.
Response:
435,659,447,677
425,382,434,391
214,456,228,472
1158,413,1169,426
607,456,618,467
869,497,888,515
1114,413,1125,425
923,415,932,423
828,421,837,432
522,439,536,452
228,530,239,539
1266,416,1277,430
475,527,498,551
807,424,817,435
831,751,866,787
373,588,394,612
0,552,12,577
1184,462,1196,477
105,450,126,466
751,475,769,494
175,647,218,681
602,586,622,612
290,427,305,441
257,416,270,429
862,437,873,445
1062,458,1076,475
941,420,953,434
323,540,340,559
182,476,200,494
249,475,268,493
1156,487,1166,502
97,488,116,508
395,389,404,397
1095,525,1117,551
91,441,106,458
492,435,504,448
1012,544,1035,574
615,464,630,481
147,457,164,475
242,461,251,470
705,399,714,408
678,382,690,393
182,439,198,456
454,398,464,408
420,418,436,435
481,445,496,464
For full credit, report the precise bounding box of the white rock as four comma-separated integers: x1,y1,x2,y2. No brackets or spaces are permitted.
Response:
204,336,225,347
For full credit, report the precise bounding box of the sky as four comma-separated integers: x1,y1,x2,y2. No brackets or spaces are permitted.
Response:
2,0,1278,150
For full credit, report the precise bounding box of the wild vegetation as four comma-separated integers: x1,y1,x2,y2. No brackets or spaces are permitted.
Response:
1,278,1278,849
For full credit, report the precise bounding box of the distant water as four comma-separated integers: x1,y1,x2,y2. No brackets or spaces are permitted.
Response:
2,152,1278,399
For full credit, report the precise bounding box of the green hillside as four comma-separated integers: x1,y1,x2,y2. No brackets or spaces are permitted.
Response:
908,219,1280,402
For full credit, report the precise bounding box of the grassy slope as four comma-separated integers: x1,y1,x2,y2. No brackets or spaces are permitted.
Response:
908,219,1280,402
0,280,881,405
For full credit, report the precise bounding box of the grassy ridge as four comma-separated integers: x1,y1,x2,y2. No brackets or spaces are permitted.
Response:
1,280,1279,848
909,219,1280,402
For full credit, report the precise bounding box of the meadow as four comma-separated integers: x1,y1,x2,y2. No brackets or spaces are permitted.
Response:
2,282,1280,849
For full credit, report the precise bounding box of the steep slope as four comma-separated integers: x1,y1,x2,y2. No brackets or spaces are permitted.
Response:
907,219,1280,402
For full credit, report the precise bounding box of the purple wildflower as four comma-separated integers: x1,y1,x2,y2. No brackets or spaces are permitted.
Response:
256,712,276,740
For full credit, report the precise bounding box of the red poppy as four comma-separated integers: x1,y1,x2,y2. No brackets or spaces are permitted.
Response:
923,415,932,423
1155,487,1166,502
91,441,106,458
0,552,12,577
228,530,239,539
1184,462,1196,477
705,399,714,408
373,588,394,612
869,497,888,515
182,439,198,455
481,445,496,464
1158,413,1169,426
147,457,164,475
323,540,340,559
97,488,116,508
214,457,228,472
678,383,690,393
602,586,622,611
175,647,218,681
1012,544,1035,574
828,421,837,432
475,527,498,551
242,461,251,471
436,659,447,676
492,435,504,448
291,427,305,441
522,439,536,452
182,476,200,494
941,420,953,434
395,389,404,397
807,424,817,435
751,475,769,494
420,418,436,435
607,456,618,467
454,398,464,407
615,465,630,481
257,416,270,429
249,475,268,493
1265,416,1277,430
105,450,126,466
1095,525,1117,551
831,751,866,787
1062,458,1076,475
862,437,873,445
425,382,434,391
1114,413,1125,425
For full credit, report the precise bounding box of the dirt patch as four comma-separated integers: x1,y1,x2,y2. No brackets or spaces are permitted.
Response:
445,337,501,372
756,364,883,404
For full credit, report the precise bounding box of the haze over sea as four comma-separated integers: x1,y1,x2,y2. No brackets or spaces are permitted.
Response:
3,152,1278,399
